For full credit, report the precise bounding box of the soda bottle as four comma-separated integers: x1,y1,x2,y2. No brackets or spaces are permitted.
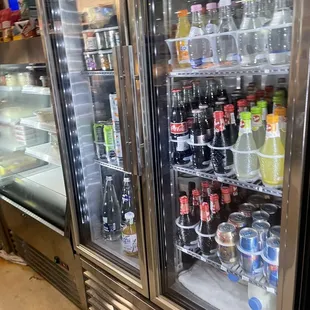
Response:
268,0,292,65
210,193,222,227
251,106,265,148
221,186,233,221
122,212,138,257
224,104,238,145
177,196,198,247
238,0,266,67
246,94,257,108
197,202,217,256
188,4,207,69
256,89,265,101
274,106,287,147
215,99,226,112
231,88,244,119
233,111,260,181
231,0,243,29
170,88,188,140
236,99,249,126
211,180,222,198
265,85,275,113
276,77,288,101
201,180,211,203
198,104,214,139
205,2,219,34
183,85,194,129
102,176,122,241
217,78,229,100
175,10,191,68
204,79,218,110
191,189,201,222
210,111,234,175
216,0,239,67
258,114,285,187
229,185,242,211
190,109,211,170
258,0,275,25
272,95,284,111
120,176,135,226
257,100,268,128
172,138,192,166
192,80,202,109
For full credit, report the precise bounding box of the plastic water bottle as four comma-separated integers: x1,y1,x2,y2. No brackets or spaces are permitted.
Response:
258,0,275,25
251,106,265,148
239,0,267,67
205,2,219,34
102,175,121,241
268,0,292,65
188,4,207,69
217,0,239,67
248,283,277,310
232,111,259,182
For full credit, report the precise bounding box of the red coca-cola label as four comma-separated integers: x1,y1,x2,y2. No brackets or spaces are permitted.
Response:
200,202,210,221
187,117,194,129
214,119,225,132
171,122,187,135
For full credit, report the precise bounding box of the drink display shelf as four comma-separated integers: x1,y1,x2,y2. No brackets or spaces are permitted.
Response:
173,165,282,197
25,143,61,166
176,244,277,295
20,116,56,133
82,70,115,76
95,159,130,174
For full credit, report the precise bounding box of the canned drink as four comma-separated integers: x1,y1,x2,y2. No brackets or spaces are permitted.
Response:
82,30,97,51
114,31,120,46
247,194,266,209
269,225,281,238
108,30,117,47
263,260,279,287
252,210,269,222
239,228,259,252
93,122,105,159
218,244,238,264
103,123,116,161
252,220,270,250
98,52,113,71
239,250,261,275
103,31,111,48
216,222,238,245
228,212,247,233
261,203,278,226
109,94,122,160
84,52,99,71
238,203,257,226
95,30,106,50
265,237,280,263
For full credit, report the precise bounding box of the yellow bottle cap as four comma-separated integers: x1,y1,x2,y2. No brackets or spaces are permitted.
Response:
266,114,279,124
178,10,188,17
274,106,287,117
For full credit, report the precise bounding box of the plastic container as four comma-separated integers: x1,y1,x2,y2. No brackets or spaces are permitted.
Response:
248,283,277,310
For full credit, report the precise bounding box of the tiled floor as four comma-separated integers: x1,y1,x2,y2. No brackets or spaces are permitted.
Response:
0,258,79,310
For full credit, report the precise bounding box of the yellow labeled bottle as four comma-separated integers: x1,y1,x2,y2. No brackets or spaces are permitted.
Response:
175,10,191,68
258,114,284,188
122,212,138,257
274,106,287,147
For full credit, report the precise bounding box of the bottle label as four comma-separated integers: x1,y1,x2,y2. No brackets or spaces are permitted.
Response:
210,200,220,214
122,194,130,204
177,41,190,64
176,140,190,152
214,118,225,133
171,122,187,135
239,119,252,134
122,233,138,253
103,217,117,232
266,123,281,138
187,117,194,129
222,193,231,204
191,134,206,144
189,26,204,37
230,112,236,125
206,23,218,34
190,58,203,69
252,114,262,131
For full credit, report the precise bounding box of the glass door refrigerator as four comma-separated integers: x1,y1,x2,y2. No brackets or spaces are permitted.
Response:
37,0,150,302
136,0,310,309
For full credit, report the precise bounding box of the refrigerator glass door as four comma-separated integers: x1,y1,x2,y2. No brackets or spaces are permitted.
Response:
142,0,304,309
38,0,148,294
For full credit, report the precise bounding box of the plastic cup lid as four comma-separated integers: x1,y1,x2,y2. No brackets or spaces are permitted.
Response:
124,177,130,182
191,4,202,12
125,211,135,220
206,2,217,10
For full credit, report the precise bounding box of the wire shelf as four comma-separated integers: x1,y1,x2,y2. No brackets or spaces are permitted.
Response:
95,159,130,174
82,70,115,76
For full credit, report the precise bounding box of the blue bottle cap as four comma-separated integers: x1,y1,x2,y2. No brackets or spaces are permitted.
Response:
227,273,239,282
248,297,262,310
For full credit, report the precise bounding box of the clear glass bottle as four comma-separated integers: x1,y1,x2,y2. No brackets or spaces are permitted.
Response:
239,0,267,67
120,176,135,226
216,0,239,67
205,2,219,34
122,212,138,257
258,0,275,25
102,175,122,241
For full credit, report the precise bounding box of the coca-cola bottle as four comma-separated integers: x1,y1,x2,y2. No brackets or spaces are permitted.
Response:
217,78,228,99
183,85,194,129
190,109,211,170
224,104,238,145
211,180,222,197
192,80,202,109
220,186,232,221
210,111,234,176
177,196,198,248
204,79,217,109
210,193,222,227
198,104,214,136
172,139,192,166
170,89,188,140
197,202,217,256
191,189,201,222
229,184,242,211
201,181,211,203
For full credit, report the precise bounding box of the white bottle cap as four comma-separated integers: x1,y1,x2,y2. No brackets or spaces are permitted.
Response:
124,177,130,182
125,212,135,220
106,176,113,181
219,0,231,8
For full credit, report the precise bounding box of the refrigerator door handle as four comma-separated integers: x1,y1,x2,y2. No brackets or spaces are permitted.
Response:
122,45,144,176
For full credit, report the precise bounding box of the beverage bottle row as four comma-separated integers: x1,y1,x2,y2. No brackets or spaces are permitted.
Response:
101,175,138,256
175,0,292,68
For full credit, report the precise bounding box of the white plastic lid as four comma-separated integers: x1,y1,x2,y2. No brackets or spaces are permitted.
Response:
219,0,231,8
106,176,113,181
125,211,135,220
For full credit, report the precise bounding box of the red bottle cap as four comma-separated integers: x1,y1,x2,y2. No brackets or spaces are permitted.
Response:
172,88,182,93
224,104,234,112
179,196,188,204
221,186,230,194
213,111,224,119
237,99,248,107
265,85,274,93
192,189,201,197
201,181,209,188
246,94,256,101
256,90,265,98
210,193,219,201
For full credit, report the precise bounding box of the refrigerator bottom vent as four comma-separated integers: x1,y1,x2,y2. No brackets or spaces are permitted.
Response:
10,232,81,308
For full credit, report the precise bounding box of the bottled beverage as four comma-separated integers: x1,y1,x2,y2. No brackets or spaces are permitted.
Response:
204,79,218,109
192,80,202,109
175,10,191,68
120,177,134,226
188,4,207,69
170,88,188,140
197,202,217,256
191,189,201,222
251,106,265,148
268,0,292,65
177,196,198,247
231,0,244,29
183,85,194,128
217,78,228,100
122,212,138,256
190,109,211,170
205,2,219,34
233,111,260,181
247,94,256,108
201,180,211,203
172,138,192,166
217,0,239,67
276,77,288,100
198,104,214,137
256,89,265,101
236,99,249,126
210,193,222,227
231,88,244,119
221,186,232,221
274,106,287,146
265,85,275,113
258,0,275,25
102,176,121,241
257,100,268,128
239,0,266,67
224,104,238,145
210,111,234,175
229,185,242,211
258,114,285,187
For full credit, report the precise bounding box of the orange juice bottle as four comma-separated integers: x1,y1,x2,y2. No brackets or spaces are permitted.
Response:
175,10,191,68
122,212,138,256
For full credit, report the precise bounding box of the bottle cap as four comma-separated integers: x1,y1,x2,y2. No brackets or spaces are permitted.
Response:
246,94,256,101
206,2,217,10
221,186,230,194
172,88,181,93
124,211,135,220
274,106,287,117
266,114,279,124
257,100,268,108
251,106,262,115
124,177,130,182
106,176,113,181
201,181,209,188
191,4,202,12
237,99,248,107
218,0,231,8
265,85,274,92
248,297,262,310
240,111,251,120
180,196,188,204
224,104,234,112
192,109,201,114
200,202,209,211
192,189,200,196
177,9,188,17
213,111,224,119
255,90,265,97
